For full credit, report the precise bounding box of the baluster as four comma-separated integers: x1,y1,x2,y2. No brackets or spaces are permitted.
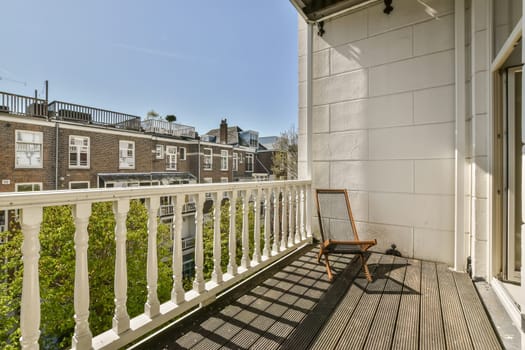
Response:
193,193,205,293
20,206,43,350
72,203,93,349
280,188,288,250
305,185,311,238
300,185,306,240
241,191,250,269
294,186,300,243
171,196,185,304
252,189,261,264
288,186,295,246
145,197,160,318
272,187,280,254
112,199,130,334
262,188,271,259
227,190,238,276
211,192,223,284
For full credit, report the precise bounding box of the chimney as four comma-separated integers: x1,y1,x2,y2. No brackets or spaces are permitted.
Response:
220,118,228,144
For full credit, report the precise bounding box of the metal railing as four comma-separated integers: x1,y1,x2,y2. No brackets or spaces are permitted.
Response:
0,91,48,118
0,180,312,350
48,101,142,131
142,119,196,138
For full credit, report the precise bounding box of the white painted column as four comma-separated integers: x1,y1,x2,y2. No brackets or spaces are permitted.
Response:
113,199,130,334
455,0,467,272
252,189,262,264
227,190,238,276
72,203,93,349
145,197,160,318
20,206,43,350
193,193,205,293
171,196,185,305
211,192,223,284
262,188,271,259
272,187,280,254
241,191,250,269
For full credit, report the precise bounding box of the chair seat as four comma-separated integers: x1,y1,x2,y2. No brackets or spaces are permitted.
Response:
326,244,363,254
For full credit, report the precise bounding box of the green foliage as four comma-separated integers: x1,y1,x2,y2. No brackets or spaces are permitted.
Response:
0,200,173,349
271,126,298,180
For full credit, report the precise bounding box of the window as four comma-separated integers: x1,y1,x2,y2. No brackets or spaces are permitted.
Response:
221,177,229,183
233,153,238,171
203,148,213,170
69,181,89,190
166,146,177,170
119,140,135,169
155,144,164,159
69,135,90,168
182,253,195,277
179,147,186,160
203,177,213,183
246,154,254,172
15,183,42,192
0,210,7,233
15,130,43,168
221,150,228,171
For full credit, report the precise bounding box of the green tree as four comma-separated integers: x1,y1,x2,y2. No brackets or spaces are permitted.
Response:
271,126,298,180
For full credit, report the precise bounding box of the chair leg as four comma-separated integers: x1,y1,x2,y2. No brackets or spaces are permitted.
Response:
323,253,334,281
317,248,324,263
360,254,372,282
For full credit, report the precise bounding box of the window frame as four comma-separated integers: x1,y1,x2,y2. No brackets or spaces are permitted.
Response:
15,182,42,192
155,144,164,159
166,145,177,170
119,140,135,169
220,150,228,171
233,152,238,171
15,130,43,169
203,148,213,170
246,153,254,172
69,181,90,190
69,135,90,169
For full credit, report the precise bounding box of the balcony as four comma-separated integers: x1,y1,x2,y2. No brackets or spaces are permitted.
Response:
48,101,142,131
0,91,48,118
0,180,311,349
142,119,196,139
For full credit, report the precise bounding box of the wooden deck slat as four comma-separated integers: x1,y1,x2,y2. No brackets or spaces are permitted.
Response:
391,258,421,350
138,248,503,350
454,272,503,350
333,255,395,350
436,263,473,350
363,256,408,350
221,252,345,350
307,253,382,350
420,261,446,350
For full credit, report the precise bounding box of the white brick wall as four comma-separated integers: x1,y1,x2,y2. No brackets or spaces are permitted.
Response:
299,0,457,265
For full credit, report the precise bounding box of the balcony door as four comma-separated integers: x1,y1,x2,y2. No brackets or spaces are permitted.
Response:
503,66,522,283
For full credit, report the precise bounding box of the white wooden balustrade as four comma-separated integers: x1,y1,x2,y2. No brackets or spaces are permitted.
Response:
0,180,311,350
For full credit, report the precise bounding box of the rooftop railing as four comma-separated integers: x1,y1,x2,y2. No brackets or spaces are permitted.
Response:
142,119,196,138
0,91,48,118
0,179,311,350
48,101,142,131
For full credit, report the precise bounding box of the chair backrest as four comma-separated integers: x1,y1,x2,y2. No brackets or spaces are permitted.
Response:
316,189,360,242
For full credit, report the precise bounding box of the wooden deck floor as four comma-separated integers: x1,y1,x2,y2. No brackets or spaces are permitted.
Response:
136,248,502,350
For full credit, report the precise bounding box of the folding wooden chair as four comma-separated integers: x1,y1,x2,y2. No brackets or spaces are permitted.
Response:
315,189,377,282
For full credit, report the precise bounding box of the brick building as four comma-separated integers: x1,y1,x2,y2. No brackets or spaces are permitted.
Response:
0,92,267,192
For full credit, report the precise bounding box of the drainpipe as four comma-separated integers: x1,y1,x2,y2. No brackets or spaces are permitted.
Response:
198,139,201,183
55,122,59,190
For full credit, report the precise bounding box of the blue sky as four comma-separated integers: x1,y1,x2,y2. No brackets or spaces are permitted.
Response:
1,1,298,136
